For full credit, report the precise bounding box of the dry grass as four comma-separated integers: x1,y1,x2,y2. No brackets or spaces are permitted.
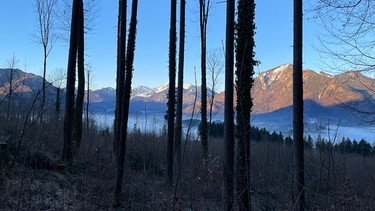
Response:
1,116,375,210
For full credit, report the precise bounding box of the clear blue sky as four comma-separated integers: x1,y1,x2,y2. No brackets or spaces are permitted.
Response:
0,0,321,91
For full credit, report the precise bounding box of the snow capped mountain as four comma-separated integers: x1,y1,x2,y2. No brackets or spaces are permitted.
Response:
259,64,293,91
154,83,169,93
152,83,198,94
183,83,195,91
263,64,291,80
131,85,155,98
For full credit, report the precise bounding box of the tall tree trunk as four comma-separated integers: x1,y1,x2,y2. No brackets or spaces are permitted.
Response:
209,82,214,125
7,68,14,119
223,0,235,209
42,48,47,111
114,0,127,157
113,0,138,206
36,0,57,112
235,0,256,209
86,68,90,131
293,0,304,210
175,0,185,170
62,0,79,163
6,54,18,119
74,0,85,150
199,0,210,159
167,0,177,184
55,87,60,114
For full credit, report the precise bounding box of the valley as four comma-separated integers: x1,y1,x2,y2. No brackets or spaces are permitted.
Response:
1,63,375,141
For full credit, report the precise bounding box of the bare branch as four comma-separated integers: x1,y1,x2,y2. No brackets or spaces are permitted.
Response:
56,0,101,42
310,0,375,72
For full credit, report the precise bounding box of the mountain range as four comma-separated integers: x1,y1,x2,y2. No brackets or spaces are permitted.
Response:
0,68,56,99
1,64,374,128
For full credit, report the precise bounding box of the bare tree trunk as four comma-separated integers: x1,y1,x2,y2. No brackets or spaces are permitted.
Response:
7,67,13,119
6,54,18,120
235,0,256,209
199,0,210,159
86,66,91,131
223,0,235,209
167,0,177,184
207,48,224,130
35,0,57,111
62,0,79,163
74,0,85,150
175,0,185,171
55,87,60,115
113,0,138,206
114,0,127,157
42,48,47,111
293,0,304,209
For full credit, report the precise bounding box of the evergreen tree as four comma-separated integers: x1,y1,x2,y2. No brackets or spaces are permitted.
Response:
305,135,313,149
358,139,372,157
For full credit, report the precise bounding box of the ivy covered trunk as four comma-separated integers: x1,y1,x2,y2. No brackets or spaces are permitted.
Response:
235,0,256,209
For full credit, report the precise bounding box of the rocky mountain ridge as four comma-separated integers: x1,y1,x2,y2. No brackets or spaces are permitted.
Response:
1,65,374,125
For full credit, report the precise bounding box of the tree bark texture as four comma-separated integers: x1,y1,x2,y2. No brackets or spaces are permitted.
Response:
293,0,305,210
62,0,80,163
86,69,90,130
114,0,127,157
113,0,138,206
199,0,210,159
223,0,235,209
74,0,85,150
55,87,60,114
175,0,186,170
167,0,177,184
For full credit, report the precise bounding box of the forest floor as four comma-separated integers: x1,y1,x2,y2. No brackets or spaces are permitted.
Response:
2,128,375,210
0,131,223,210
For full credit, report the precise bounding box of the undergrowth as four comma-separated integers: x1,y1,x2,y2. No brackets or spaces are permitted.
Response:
1,116,375,210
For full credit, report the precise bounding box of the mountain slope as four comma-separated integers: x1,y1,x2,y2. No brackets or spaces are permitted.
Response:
251,64,375,114
0,68,56,99
2,65,375,126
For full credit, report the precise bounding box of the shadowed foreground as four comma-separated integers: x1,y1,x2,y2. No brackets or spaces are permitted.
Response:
1,118,375,210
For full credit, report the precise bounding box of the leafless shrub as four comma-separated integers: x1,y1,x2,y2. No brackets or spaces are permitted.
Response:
1,114,375,210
